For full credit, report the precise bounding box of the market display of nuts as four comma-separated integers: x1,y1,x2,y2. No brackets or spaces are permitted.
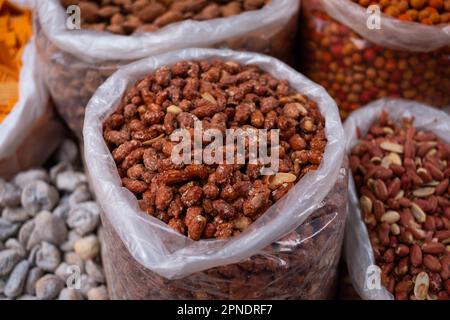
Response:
37,2,298,139
300,2,450,119
100,166,348,299
352,0,450,24
103,59,328,240
60,0,271,35
350,111,450,300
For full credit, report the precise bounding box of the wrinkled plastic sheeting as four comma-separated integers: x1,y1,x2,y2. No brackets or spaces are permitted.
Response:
37,0,300,63
36,0,300,139
319,0,450,52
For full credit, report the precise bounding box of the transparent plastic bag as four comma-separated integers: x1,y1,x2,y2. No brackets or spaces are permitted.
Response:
101,167,348,300
300,0,450,119
343,98,450,300
0,39,65,179
83,48,347,299
319,0,450,52
35,0,299,139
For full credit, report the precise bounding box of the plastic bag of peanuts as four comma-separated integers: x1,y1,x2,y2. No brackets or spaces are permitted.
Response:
344,99,450,300
35,0,300,140
83,48,348,299
300,0,450,119
0,36,65,179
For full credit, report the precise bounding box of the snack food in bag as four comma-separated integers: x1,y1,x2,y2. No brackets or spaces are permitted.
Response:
344,99,450,300
84,48,348,299
36,0,300,139
300,0,450,119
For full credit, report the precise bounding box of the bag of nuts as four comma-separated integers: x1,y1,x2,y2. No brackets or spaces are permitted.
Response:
0,38,65,179
300,0,450,119
344,99,450,300
83,48,348,299
35,0,300,140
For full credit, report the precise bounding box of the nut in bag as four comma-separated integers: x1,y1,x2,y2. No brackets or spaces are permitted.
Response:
84,48,347,299
344,99,450,300
300,0,450,119
36,0,300,139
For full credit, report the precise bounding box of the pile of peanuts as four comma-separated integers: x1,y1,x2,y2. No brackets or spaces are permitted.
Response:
301,7,450,119
102,59,327,241
350,111,450,300
100,167,349,299
61,0,270,35
352,0,450,24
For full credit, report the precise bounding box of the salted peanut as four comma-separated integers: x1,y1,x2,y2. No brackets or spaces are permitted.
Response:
122,177,147,194
187,215,207,241
233,215,252,231
221,1,242,17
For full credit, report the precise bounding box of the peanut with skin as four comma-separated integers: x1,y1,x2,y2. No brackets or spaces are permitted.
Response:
351,111,450,300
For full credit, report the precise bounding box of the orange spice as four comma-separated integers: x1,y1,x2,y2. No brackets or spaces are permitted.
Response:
0,0,32,123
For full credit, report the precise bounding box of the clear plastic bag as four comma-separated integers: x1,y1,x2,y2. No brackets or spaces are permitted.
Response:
319,0,450,52
300,0,450,119
83,48,347,299
101,168,348,299
35,0,299,139
343,98,450,300
0,38,65,179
